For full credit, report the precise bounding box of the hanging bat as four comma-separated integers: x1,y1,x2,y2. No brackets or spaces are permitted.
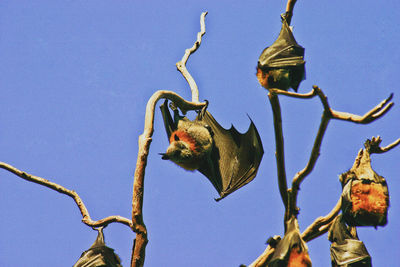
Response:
268,217,312,267
328,215,372,266
339,142,389,227
159,99,264,201
73,228,122,267
257,14,305,92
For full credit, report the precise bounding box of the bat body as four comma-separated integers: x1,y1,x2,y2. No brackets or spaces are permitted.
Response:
257,14,305,92
339,144,389,227
269,217,312,267
328,215,372,266
160,100,264,200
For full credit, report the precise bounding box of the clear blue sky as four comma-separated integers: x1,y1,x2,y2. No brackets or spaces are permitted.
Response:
1,1,399,266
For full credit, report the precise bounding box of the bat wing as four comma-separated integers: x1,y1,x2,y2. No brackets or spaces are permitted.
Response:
328,215,372,266
258,16,305,69
197,111,264,200
160,99,177,141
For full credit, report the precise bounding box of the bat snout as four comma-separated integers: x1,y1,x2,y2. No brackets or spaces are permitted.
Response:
159,153,169,160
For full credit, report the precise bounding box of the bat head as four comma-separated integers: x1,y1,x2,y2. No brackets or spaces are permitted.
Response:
161,122,213,171
257,67,291,91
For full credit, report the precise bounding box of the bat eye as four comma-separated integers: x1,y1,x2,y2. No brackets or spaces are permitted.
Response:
174,134,180,141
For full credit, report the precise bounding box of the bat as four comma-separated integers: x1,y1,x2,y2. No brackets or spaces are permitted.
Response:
257,14,305,92
339,150,389,227
268,217,312,267
73,228,122,267
328,215,372,267
159,99,264,201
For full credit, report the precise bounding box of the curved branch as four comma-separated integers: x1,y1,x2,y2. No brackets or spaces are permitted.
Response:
0,162,132,228
268,88,316,99
268,92,288,208
301,198,342,242
330,93,394,124
176,11,208,103
131,90,206,267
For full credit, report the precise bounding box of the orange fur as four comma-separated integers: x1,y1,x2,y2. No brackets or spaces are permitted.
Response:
351,182,388,214
170,130,198,154
257,68,269,89
288,248,312,267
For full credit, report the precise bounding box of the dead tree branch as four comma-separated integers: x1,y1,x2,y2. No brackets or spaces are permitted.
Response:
176,11,208,103
0,162,132,228
301,198,342,242
248,244,276,267
268,92,289,209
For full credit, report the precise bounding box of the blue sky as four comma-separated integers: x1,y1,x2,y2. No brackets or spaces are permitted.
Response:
0,1,399,266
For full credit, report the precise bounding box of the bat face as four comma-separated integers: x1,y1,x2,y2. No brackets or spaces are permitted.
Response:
162,122,213,171
257,15,305,91
328,215,372,267
160,100,264,200
341,178,389,227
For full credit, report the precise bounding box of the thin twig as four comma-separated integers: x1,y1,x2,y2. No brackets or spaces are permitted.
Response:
268,92,288,208
0,162,132,228
176,11,208,103
130,90,206,267
301,198,342,242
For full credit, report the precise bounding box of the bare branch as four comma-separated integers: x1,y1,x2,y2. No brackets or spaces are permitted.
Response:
248,246,275,267
176,11,208,103
302,198,342,242
330,93,394,124
268,88,316,99
131,90,206,267
268,92,288,208
0,162,132,228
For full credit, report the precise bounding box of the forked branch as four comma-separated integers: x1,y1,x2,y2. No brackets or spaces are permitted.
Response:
0,162,132,228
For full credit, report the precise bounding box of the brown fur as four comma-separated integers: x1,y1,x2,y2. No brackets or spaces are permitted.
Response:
257,68,269,89
351,182,388,215
170,130,199,154
288,248,312,267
